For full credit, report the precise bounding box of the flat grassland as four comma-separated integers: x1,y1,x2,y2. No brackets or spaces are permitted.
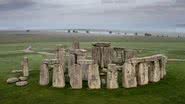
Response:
0,31,185,104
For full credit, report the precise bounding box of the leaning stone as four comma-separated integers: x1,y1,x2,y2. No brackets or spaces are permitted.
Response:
39,62,49,86
148,61,161,82
16,81,28,86
136,63,149,85
122,62,137,88
107,64,118,89
19,76,28,81
7,77,19,84
22,57,29,77
70,64,82,89
88,64,101,89
52,64,65,88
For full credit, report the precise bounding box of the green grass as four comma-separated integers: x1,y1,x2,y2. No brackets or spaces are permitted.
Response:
0,32,185,104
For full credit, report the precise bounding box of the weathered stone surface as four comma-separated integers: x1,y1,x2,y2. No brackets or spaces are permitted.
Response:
7,77,19,84
70,64,82,89
107,64,118,89
68,53,75,78
39,62,49,86
113,48,125,65
148,61,161,82
52,64,65,88
16,81,28,86
122,62,137,88
22,57,29,77
72,39,80,49
92,42,111,47
92,46,113,69
19,76,28,81
160,56,167,79
78,60,93,80
56,47,65,65
88,64,101,89
136,63,149,85
68,49,87,78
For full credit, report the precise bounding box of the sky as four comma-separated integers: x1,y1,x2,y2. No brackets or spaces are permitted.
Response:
0,0,184,32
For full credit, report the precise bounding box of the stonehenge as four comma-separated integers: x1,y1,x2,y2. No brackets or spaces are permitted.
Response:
39,41,168,89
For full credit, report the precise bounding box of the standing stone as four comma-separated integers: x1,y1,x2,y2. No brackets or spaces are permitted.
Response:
78,60,94,80
72,39,80,49
88,64,101,89
52,63,65,88
70,64,82,89
68,49,87,78
148,61,161,82
22,57,29,77
39,61,49,86
107,64,118,89
136,63,149,85
160,57,167,79
68,53,75,78
122,62,137,88
56,45,66,73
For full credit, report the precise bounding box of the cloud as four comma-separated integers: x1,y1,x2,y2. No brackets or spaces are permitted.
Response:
0,0,184,32
0,0,35,11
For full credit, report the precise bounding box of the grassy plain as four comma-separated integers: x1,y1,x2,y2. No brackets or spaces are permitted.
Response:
0,31,185,104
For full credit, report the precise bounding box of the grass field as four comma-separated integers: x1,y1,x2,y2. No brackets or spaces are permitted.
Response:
0,31,185,104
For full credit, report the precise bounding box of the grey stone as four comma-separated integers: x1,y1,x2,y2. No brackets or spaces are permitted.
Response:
7,77,19,84
39,62,49,86
52,64,65,88
22,57,29,77
19,76,28,81
88,64,101,89
16,81,28,86
122,62,137,88
107,64,118,89
148,61,161,82
11,70,23,73
136,63,149,85
70,64,82,89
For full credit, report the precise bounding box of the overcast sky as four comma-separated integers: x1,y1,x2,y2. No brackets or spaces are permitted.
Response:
0,0,184,32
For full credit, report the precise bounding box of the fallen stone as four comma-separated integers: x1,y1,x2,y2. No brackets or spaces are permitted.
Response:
11,70,23,73
16,81,28,86
19,76,28,81
7,77,19,84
